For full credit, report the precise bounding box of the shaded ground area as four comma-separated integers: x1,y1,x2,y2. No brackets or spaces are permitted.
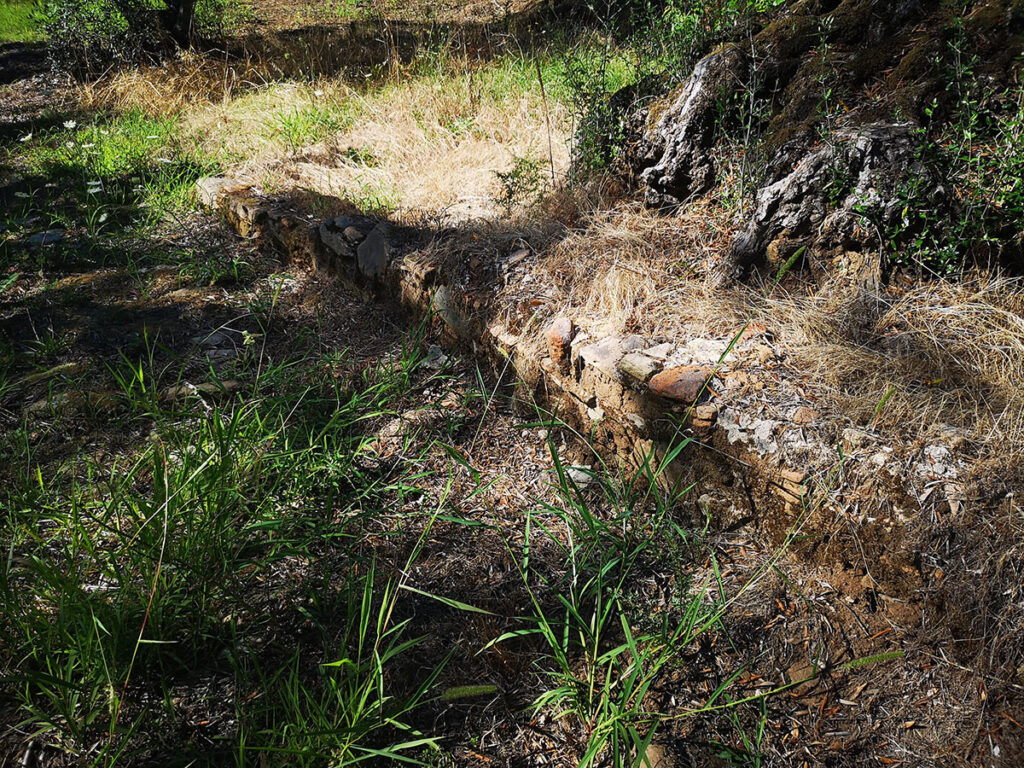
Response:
0,42,48,85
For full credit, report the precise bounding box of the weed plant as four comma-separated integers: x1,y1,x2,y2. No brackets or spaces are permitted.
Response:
270,103,355,152
0,318,452,764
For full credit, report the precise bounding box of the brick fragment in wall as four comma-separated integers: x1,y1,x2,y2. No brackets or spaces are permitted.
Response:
545,316,575,372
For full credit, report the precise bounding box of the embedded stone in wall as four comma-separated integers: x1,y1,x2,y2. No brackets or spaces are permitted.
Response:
577,336,627,377
343,226,366,244
196,176,243,208
225,195,267,238
268,212,318,265
691,404,719,429
618,352,661,384
357,225,390,280
319,221,356,259
432,286,470,338
545,316,575,372
648,366,711,403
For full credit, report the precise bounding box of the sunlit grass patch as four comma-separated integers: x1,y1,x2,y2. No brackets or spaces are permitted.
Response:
18,109,218,218
269,100,357,151
1,108,221,269
0,0,44,43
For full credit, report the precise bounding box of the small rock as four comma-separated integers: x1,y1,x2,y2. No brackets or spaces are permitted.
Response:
780,467,806,484
684,338,730,365
27,228,64,246
565,465,595,487
421,344,449,370
754,344,775,364
691,403,718,427
792,405,818,425
84,391,121,415
735,321,769,346
578,336,625,376
356,225,390,279
643,743,674,768
643,342,674,360
545,316,575,372
343,225,365,244
618,352,660,384
488,323,519,348
507,248,530,267
26,392,70,414
162,380,241,402
432,286,469,337
626,413,646,430
648,366,711,403
786,659,820,696
842,428,870,450
192,330,230,347
622,335,646,351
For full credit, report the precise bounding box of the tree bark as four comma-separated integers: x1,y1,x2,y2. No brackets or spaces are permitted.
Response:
163,0,196,47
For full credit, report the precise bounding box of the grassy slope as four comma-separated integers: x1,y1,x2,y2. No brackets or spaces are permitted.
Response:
0,73,769,768
0,1,43,43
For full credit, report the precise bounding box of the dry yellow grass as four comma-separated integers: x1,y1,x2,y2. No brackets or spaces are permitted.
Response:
82,46,570,223
259,70,571,221
490,193,1024,455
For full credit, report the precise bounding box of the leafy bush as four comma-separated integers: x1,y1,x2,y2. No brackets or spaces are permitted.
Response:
494,153,546,215
39,0,164,75
879,30,1024,275
38,0,232,76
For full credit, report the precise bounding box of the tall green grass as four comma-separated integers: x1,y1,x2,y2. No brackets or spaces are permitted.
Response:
0,323,452,765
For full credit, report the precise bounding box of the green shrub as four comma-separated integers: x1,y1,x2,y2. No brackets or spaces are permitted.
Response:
878,29,1024,275
38,0,233,76
494,153,546,215
39,0,164,75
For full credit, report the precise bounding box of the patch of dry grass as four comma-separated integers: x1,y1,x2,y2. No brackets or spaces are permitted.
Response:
496,191,1024,455
772,276,1024,445
77,50,266,114
81,44,571,223
261,64,571,221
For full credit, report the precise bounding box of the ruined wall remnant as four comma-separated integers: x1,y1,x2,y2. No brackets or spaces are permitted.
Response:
196,177,969,567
